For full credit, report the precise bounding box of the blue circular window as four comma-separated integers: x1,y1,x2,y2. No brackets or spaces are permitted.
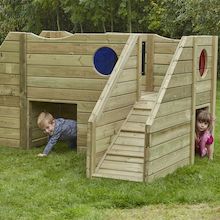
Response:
93,47,118,75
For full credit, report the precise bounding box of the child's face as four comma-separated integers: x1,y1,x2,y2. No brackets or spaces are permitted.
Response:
197,120,209,132
41,119,55,136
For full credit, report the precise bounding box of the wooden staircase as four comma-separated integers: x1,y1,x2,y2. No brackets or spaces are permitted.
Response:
93,92,157,182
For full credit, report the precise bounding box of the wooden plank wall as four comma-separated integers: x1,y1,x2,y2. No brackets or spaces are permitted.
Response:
94,43,138,164
26,33,129,151
0,32,21,148
146,35,217,182
146,37,194,182
141,35,179,92
152,35,179,91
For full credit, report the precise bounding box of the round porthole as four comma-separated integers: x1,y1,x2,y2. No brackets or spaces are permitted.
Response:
199,49,207,77
93,47,118,76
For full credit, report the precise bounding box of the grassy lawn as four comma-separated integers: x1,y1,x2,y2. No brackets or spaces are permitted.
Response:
0,82,220,219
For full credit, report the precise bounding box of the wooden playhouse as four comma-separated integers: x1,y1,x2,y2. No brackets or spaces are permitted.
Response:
0,31,218,182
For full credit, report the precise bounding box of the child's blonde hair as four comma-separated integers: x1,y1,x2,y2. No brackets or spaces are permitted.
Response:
37,112,54,129
196,110,212,131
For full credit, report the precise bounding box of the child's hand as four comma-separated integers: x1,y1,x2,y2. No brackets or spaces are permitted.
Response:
37,153,47,157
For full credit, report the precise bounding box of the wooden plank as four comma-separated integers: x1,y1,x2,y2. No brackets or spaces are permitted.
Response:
0,106,19,117
162,85,192,103
95,169,142,182
196,91,211,106
77,101,96,113
27,65,101,79
0,116,19,129
154,54,173,65
121,122,145,133
0,41,20,52
157,97,191,117
151,123,190,146
101,160,143,173
119,68,137,82
153,64,169,75
111,80,137,97
96,136,111,153
109,149,144,157
0,52,19,63
105,93,136,111
97,106,132,126
96,120,124,140
154,42,178,54
194,36,213,45
196,80,211,93
27,76,107,90
128,114,148,123
0,127,19,139
27,54,93,66
0,85,19,96
119,131,145,139
174,60,193,74
149,134,190,160
105,155,143,163
0,74,19,85
27,87,101,101
115,136,144,146
147,158,189,182
150,109,191,133
179,48,193,60
0,96,20,107
78,112,91,124
154,35,180,43
0,63,20,74
0,137,20,147
27,42,125,55
27,33,129,43
124,55,137,69
154,73,192,88
112,144,144,152
147,146,189,175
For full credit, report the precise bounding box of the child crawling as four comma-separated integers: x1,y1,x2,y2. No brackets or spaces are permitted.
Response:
195,110,214,160
37,112,77,157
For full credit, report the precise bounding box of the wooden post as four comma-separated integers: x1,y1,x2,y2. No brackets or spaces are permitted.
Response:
136,35,142,100
146,34,154,91
210,36,218,159
143,125,150,182
87,121,96,177
19,33,27,149
190,36,197,165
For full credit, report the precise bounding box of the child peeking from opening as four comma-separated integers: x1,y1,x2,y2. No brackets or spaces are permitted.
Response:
195,110,214,160
37,112,77,157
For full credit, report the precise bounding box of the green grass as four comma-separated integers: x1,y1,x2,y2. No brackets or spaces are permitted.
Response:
1,82,220,219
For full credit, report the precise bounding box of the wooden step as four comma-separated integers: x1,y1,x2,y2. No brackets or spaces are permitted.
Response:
121,122,145,133
108,149,144,158
112,144,144,153
93,169,143,182
140,92,157,101
134,101,154,110
115,135,145,146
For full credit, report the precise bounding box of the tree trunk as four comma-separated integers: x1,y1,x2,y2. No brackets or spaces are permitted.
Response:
127,0,132,33
56,8,60,31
